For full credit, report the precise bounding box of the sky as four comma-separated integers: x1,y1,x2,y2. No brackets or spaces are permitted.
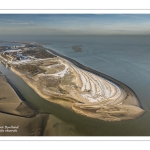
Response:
1,14,150,36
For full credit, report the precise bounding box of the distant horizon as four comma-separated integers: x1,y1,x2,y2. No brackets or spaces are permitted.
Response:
1,14,150,36
1,34,150,44
2,34,150,37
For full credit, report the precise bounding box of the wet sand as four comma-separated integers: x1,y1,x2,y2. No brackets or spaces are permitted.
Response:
0,74,77,136
0,75,46,135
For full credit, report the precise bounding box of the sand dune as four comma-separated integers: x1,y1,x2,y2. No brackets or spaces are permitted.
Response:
9,55,145,121
60,59,144,121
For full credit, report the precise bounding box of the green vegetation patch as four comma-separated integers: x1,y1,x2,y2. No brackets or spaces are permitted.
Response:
14,64,45,75
22,47,55,58
40,64,65,74
61,73,75,85
1,54,8,59
42,61,58,66
39,76,61,87
48,87,59,92
45,68,58,74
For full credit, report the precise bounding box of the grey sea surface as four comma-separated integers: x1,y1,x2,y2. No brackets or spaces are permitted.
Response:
1,35,150,136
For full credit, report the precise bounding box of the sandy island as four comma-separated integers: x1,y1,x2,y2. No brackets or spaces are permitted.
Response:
0,43,144,122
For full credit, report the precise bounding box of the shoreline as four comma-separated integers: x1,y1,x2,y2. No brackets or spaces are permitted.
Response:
6,44,145,121
45,48,140,99
0,43,145,121
10,65,76,110
45,47,145,109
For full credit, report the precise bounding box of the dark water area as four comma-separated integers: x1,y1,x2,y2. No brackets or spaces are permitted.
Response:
1,35,150,136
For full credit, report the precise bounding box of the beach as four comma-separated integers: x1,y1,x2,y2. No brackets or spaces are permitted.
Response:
3,45,144,122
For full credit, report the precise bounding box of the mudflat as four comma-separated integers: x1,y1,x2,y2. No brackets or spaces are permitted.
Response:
0,74,77,136
0,75,47,135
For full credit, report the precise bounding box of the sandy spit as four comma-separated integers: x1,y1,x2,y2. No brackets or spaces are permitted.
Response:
10,55,145,122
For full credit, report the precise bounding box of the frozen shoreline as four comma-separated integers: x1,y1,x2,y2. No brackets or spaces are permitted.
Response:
9,52,145,121
0,44,145,121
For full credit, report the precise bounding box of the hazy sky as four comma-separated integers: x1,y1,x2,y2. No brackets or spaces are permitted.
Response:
1,14,150,35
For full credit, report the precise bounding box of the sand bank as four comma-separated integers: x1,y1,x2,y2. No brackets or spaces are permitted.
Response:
10,53,145,122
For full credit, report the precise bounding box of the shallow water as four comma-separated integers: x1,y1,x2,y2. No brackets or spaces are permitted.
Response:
1,35,150,135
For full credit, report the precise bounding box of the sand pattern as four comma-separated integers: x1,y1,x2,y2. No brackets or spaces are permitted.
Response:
8,55,145,122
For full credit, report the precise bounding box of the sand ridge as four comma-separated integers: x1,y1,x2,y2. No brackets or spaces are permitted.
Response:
9,55,145,122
